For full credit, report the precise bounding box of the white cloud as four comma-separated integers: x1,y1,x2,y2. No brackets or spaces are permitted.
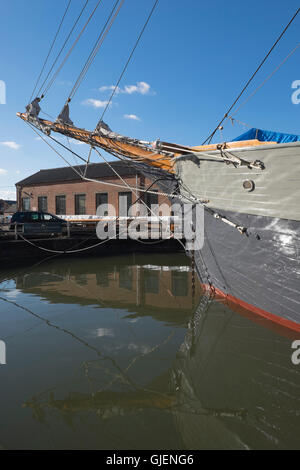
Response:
99,85,119,93
34,136,42,141
99,81,154,96
5,289,21,299
95,328,114,338
124,81,151,95
69,138,85,145
0,168,7,175
0,190,16,200
128,343,151,354
124,114,141,121
0,141,21,150
82,99,110,109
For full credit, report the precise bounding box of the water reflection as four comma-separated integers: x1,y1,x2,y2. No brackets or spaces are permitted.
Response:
14,254,200,324
172,292,300,450
0,254,198,449
0,254,299,449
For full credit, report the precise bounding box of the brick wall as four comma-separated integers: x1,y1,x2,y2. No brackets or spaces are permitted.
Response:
18,174,171,216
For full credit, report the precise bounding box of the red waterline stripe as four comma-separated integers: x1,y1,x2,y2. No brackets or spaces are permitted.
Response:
201,284,300,340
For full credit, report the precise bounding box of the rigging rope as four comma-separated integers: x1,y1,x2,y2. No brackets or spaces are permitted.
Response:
37,0,89,98
202,7,300,145
16,231,176,255
30,0,72,102
26,121,182,199
31,117,245,238
19,128,179,254
42,0,103,97
67,0,123,102
93,147,167,220
66,136,85,174
99,0,159,122
229,42,300,119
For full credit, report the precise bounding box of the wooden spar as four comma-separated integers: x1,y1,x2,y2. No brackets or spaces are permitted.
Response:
17,112,277,173
156,140,277,153
17,112,176,173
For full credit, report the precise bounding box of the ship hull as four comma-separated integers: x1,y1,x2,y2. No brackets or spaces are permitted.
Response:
193,209,300,331
175,142,300,331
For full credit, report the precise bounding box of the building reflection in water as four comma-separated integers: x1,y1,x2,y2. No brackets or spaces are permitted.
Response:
20,285,300,450
15,255,201,323
2,254,299,449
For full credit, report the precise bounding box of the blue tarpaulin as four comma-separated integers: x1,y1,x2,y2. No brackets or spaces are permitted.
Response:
232,128,300,143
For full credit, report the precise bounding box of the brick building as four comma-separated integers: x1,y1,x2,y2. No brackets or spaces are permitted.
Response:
0,199,17,222
0,199,17,216
16,161,170,217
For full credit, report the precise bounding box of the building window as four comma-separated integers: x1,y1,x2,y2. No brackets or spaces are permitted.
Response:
74,273,87,286
96,192,108,216
119,266,132,290
38,196,47,212
118,192,132,216
145,189,158,215
144,270,159,294
22,197,30,211
75,194,86,215
96,270,109,287
56,195,66,215
171,271,188,297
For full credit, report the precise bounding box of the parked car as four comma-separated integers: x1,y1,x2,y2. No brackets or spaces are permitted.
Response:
10,211,67,236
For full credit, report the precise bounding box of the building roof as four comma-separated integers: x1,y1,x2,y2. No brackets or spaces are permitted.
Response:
16,160,140,187
0,199,17,204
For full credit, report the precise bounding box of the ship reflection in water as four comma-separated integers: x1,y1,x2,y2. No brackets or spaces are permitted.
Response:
0,253,299,450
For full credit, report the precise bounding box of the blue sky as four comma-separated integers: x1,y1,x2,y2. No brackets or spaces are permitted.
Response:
0,0,299,199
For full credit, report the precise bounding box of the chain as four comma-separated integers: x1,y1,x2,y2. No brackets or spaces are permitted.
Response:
191,239,196,309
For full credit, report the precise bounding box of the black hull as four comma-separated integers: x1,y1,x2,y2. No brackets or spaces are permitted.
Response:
192,209,300,332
